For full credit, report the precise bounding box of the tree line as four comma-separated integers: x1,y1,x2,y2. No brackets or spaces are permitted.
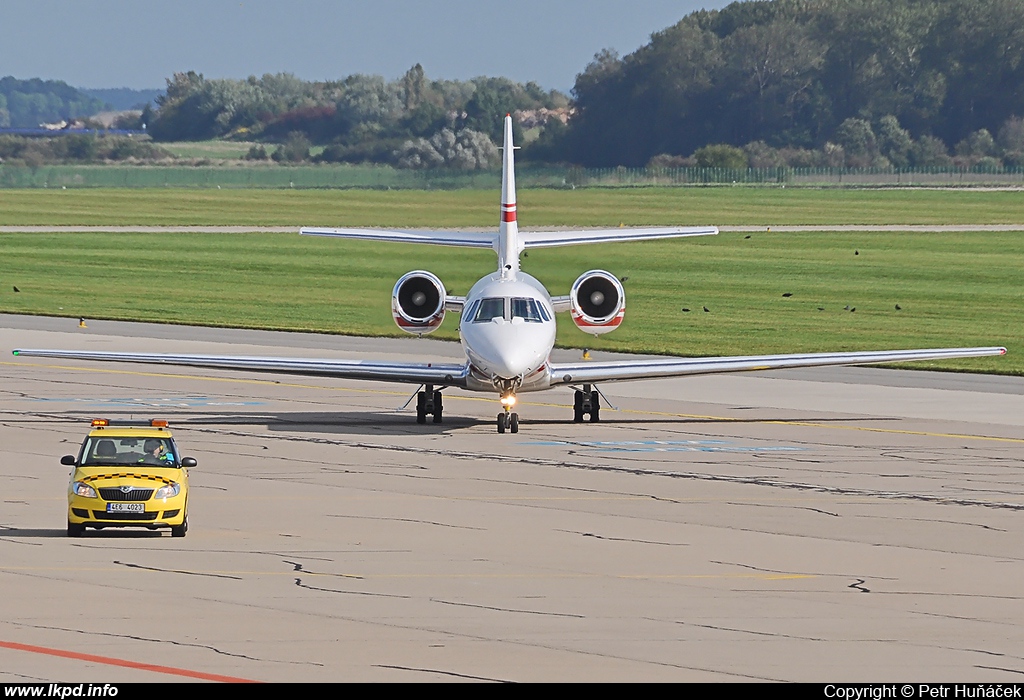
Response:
148,67,568,169
550,0,1024,169
0,77,109,129
2,0,1022,171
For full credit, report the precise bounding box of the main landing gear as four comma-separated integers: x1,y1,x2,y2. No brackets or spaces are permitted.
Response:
573,384,600,423
416,384,443,424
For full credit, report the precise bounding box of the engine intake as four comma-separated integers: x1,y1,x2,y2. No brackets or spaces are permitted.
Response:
392,270,446,335
570,270,625,336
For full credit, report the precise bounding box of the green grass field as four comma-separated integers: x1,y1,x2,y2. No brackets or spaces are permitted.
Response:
1,187,1021,374
1,227,1020,374
1,187,1023,227
157,141,268,160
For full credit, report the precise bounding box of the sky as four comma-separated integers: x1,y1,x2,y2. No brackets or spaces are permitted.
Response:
1,0,732,92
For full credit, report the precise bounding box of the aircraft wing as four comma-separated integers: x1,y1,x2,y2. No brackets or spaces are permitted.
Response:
547,347,1007,385
12,349,470,387
301,227,496,249
522,226,718,248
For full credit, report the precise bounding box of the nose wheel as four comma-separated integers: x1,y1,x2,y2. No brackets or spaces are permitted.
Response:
497,410,519,434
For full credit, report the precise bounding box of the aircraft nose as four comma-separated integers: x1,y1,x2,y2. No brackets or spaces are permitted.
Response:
490,346,535,378
486,339,546,379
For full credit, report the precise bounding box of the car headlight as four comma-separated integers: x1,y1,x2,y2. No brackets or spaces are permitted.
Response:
71,482,97,498
154,483,180,499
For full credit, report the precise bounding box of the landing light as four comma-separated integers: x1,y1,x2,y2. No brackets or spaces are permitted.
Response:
500,395,517,407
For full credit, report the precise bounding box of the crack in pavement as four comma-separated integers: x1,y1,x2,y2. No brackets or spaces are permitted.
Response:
294,577,409,598
556,529,688,546
851,514,1008,532
849,579,871,593
707,560,872,580
15,623,321,665
675,620,831,642
724,501,841,517
373,664,511,682
429,598,586,618
975,665,1024,676
283,560,362,579
113,560,242,580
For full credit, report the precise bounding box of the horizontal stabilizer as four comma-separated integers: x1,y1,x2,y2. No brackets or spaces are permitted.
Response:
522,227,717,248
301,227,496,249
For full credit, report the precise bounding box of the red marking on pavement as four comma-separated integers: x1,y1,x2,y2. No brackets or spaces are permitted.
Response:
0,640,257,683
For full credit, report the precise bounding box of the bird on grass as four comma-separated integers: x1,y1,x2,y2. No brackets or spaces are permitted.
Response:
782,292,793,297
13,286,20,293
703,306,710,312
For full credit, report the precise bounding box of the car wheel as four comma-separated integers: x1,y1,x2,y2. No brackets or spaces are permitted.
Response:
67,520,85,537
171,516,188,538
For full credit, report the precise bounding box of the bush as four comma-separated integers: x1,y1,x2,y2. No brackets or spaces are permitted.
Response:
271,132,311,163
693,144,746,169
646,153,693,168
244,144,269,160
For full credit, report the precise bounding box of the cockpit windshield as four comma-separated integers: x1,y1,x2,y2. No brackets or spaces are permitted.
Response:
511,298,545,322
471,297,550,323
473,297,506,322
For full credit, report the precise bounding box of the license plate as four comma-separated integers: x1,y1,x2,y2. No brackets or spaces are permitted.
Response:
106,503,145,513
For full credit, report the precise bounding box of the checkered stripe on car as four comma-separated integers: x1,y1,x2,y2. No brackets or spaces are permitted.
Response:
81,473,173,485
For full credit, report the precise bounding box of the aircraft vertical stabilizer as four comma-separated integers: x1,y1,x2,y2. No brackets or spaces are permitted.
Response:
498,114,519,277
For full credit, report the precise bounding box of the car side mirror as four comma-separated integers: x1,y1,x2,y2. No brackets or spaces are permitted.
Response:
60,455,76,466
181,457,198,468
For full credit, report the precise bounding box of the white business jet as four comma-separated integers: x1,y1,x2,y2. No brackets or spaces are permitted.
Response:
13,115,1005,433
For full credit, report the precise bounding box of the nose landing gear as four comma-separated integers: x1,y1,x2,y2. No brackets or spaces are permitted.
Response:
497,390,519,433
496,410,519,433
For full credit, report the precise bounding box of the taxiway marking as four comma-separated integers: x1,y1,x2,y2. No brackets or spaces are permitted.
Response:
0,640,256,682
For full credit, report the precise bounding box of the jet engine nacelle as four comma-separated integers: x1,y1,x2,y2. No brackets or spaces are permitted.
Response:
570,270,625,336
392,270,446,335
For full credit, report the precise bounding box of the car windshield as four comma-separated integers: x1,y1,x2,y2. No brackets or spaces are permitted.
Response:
473,297,506,322
80,436,179,467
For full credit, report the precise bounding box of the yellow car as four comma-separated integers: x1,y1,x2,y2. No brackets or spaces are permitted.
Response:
63,419,195,538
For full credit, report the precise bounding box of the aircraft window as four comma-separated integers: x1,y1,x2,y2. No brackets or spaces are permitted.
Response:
463,299,480,321
473,297,506,322
511,298,544,323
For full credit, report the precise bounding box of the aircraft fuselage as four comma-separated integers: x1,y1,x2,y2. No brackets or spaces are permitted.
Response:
460,272,556,393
